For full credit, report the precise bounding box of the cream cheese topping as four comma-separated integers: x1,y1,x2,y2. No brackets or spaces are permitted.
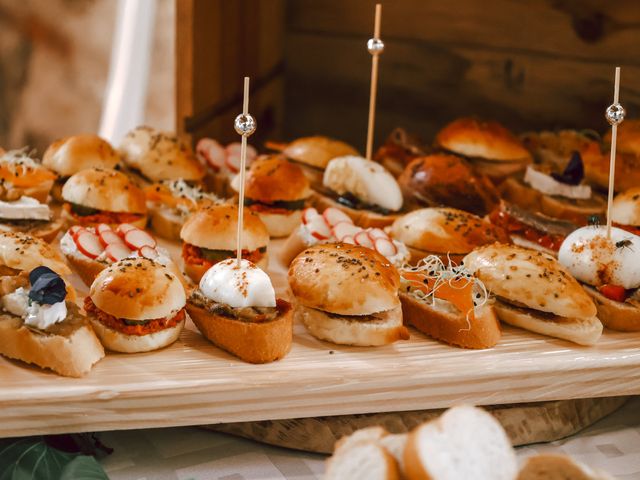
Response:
2,287,67,330
199,258,276,308
0,196,50,220
323,156,403,211
524,166,591,200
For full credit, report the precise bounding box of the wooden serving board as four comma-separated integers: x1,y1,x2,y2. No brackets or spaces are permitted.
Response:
1,238,640,439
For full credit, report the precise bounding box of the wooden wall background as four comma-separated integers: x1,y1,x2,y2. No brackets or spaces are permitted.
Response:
177,0,640,150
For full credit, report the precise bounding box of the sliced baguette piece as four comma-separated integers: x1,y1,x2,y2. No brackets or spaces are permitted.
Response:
494,300,602,346
400,293,501,349
294,303,409,347
279,226,314,267
309,192,400,229
0,303,105,377
584,285,640,332
148,203,184,241
0,217,64,244
325,442,400,480
517,454,615,480
404,405,517,480
335,426,389,452
186,299,293,364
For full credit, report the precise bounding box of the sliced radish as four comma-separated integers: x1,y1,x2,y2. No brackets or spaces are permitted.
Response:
367,228,388,240
331,221,361,241
99,230,125,248
226,142,257,159
96,223,112,234
374,238,398,257
307,215,331,240
116,223,137,237
342,235,356,245
225,153,241,173
124,229,157,250
75,232,104,259
302,208,319,225
354,231,374,249
138,245,159,259
105,243,131,262
196,138,225,171
69,225,85,237
323,207,352,227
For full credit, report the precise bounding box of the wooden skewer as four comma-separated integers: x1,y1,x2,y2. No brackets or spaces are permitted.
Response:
606,67,621,240
236,76,251,266
365,4,383,161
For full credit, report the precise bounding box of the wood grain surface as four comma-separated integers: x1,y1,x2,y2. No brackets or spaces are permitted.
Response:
1,238,640,439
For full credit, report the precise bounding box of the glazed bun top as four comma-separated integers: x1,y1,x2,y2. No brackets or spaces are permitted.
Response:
180,204,269,251
390,208,508,254
42,134,121,177
90,257,186,320
398,154,500,216
62,168,147,214
604,119,640,156
281,136,359,169
0,231,70,276
119,126,204,182
612,187,640,226
435,118,532,162
234,155,311,202
288,243,400,315
463,243,597,319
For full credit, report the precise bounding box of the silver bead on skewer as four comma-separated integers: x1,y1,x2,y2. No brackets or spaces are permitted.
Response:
605,103,625,126
367,37,385,55
234,113,256,137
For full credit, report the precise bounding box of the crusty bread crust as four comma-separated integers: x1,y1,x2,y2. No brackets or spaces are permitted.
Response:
611,186,640,227
276,136,359,170
187,300,293,363
435,117,532,162
400,292,500,349
294,303,409,346
244,155,311,202
517,453,615,480
148,203,184,241
62,168,147,214
183,254,269,285
584,285,640,332
180,204,269,251
43,134,121,177
464,243,597,319
309,192,400,229
89,317,184,353
0,217,64,244
0,305,104,377
90,258,186,321
289,244,400,316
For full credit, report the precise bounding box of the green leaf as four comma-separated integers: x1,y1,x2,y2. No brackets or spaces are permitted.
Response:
0,438,108,480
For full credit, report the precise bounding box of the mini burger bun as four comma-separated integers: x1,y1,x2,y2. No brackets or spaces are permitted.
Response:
435,118,532,162
88,316,184,353
278,136,359,170
62,168,147,214
180,204,269,251
89,257,186,321
242,155,311,203
288,243,400,316
612,187,640,226
42,134,121,177
119,126,204,182
604,118,640,156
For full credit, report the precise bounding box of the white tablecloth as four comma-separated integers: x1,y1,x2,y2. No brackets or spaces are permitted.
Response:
100,397,640,480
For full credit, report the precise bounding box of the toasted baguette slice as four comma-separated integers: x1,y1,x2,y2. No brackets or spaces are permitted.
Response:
309,192,400,228
494,300,602,345
326,442,400,480
404,405,517,480
255,209,303,238
294,303,409,346
510,236,557,257
187,299,293,363
0,217,64,243
148,203,184,241
584,285,640,331
333,427,407,477
400,293,501,349
63,251,107,286
279,226,314,267
0,303,104,377
518,454,615,480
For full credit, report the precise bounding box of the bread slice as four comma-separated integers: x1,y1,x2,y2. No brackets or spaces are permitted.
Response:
584,285,640,332
404,405,517,480
148,204,184,241
0,217,64,243
0,303,105,377
400,293,501,349
294,303,409,346
309,192,401,229
187,300,293,363
279,226,314,267
326,442,400,480
494,300,602,346
63,251,107,287
518,454,615,480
